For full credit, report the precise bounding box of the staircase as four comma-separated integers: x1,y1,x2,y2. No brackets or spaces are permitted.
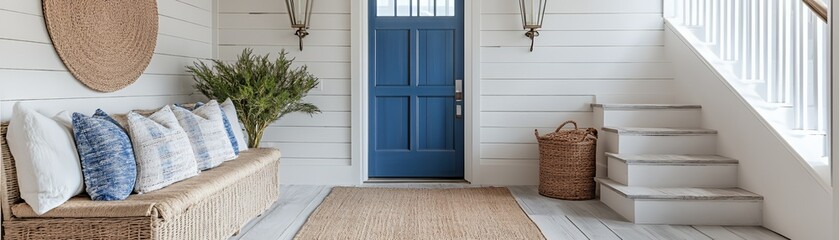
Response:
593,103,763,226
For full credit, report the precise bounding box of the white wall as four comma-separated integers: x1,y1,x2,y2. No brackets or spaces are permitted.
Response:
665,24,831,240
217,0,675,185
0,0,214,120
474,0,674,184
217,0,355,184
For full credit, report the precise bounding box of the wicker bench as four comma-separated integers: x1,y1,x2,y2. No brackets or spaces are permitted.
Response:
0,123,281,240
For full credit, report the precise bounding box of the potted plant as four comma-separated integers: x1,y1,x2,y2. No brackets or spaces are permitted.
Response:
187,49,320,148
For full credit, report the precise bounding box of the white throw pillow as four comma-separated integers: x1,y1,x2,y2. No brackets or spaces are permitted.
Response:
6,103,84,215
172,100,237,170
127,105,199,194
220,98,249,151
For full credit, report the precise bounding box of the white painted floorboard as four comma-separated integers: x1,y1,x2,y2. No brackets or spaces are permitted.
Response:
231,185,787,240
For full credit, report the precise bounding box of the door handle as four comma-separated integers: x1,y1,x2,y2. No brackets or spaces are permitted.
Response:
455,79,463,101
455,79,463,119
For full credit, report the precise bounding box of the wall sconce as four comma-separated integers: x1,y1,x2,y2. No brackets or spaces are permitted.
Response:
518,0,546,52
285,0,313,51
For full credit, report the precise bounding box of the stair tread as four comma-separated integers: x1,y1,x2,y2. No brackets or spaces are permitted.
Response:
591,103,702,110
606,153,738,165
597,178,763,200
602,127,718,135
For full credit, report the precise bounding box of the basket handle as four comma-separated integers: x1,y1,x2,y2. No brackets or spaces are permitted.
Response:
555,121,578,133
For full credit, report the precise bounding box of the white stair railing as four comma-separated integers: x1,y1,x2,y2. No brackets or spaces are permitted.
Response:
665,0,830,182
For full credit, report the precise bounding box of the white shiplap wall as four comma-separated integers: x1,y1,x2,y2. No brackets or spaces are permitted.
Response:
216,0,674,185
476,0,674,184
218,0,355,184
0,0,214,120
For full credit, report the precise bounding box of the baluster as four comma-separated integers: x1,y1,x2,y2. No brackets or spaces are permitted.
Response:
767,0,778,102
782,0,794,104
738,0,751,79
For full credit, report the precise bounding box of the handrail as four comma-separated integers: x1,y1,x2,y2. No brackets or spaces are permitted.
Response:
803,0,828,22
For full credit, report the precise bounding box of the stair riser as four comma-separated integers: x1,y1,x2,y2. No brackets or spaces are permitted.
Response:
600,186,762,226
594,108,702,129
603,132,717,155
607,158,738,188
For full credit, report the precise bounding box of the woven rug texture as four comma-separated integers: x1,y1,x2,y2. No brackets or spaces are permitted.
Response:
294,187,545,240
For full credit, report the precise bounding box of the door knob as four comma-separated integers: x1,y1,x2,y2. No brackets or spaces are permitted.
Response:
455,79,463,101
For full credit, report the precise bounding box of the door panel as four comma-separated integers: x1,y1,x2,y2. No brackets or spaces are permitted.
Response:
369,0,464,178
375,97,410,150
418,30,455,86
374,30,411,86
418,96,455,150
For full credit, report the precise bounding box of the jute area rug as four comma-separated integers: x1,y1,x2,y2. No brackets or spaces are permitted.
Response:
294,187,546,240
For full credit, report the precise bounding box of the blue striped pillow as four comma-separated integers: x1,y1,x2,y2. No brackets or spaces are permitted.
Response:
72,110,137,201
176,102,239,155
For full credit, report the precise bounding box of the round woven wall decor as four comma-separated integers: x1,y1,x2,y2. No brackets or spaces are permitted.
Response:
43,0,159,92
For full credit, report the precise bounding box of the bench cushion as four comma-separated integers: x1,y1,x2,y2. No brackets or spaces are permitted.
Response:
11,148,280,220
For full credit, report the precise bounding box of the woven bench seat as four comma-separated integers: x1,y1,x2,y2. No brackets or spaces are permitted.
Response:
11,149,279,220
0,123,282,240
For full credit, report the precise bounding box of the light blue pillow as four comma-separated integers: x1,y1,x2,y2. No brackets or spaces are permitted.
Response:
176,102,239,155
72,110,137,201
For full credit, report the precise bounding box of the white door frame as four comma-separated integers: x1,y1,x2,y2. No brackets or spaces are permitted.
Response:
350,0,481,184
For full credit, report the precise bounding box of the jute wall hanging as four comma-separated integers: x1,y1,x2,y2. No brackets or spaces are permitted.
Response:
43,0,159,92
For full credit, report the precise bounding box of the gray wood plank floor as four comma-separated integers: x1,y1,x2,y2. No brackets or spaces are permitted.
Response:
231,184,788,240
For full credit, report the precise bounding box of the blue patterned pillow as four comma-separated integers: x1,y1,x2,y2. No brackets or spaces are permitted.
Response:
176,102,239,155
72,110,137,201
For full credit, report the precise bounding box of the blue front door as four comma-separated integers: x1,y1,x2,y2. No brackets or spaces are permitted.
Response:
369,0,464,178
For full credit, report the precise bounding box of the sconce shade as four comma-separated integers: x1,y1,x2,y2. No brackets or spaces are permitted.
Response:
286,0,313,29
285,0,314,50
518,0,546,29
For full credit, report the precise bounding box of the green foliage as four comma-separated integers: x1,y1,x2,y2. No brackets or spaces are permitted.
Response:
187,48,320,148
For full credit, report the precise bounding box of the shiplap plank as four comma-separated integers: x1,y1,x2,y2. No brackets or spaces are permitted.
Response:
272,112,350,127
594,94,676,104
0,95,195,121
260,142,350,159
0,9,48,42
300,96,351,112
309,79,351,96
281,158,352,166
0,39,206,73
156,34,213,58
482,127,559,144
219,29,350,46
482,63,673,79
261,127,351,143
481,95,594,112
219,0,350,13
482,13,663,31
481,143,539,159
481,31,664,47
481,47,667,63
157,0,213,27
177,0,213,11
219,46,350,62
159,15,213,43
219,13,350,30
0,70,193,100
481,0,662,14
481,112,592,128
482,80,674,95
0,0,41,15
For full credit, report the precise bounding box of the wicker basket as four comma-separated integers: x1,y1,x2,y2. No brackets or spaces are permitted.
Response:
534,121,597,200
